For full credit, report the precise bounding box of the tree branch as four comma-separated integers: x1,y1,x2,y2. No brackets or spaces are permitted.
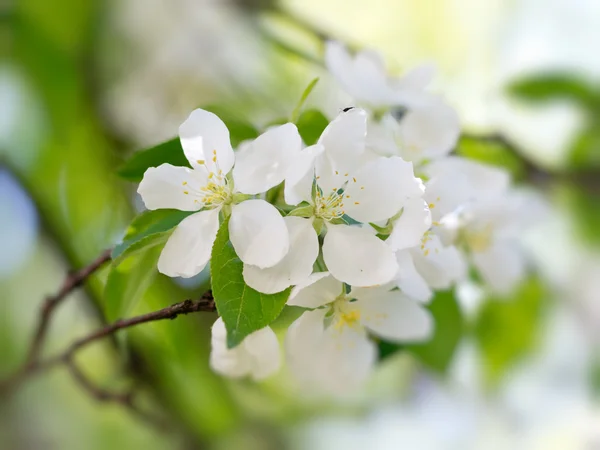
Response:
25,249,112,367
65,358,170,431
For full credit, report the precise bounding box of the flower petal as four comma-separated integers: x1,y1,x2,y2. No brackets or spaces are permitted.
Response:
233,123,301,195
397,95,460,163
157,209,220,278
243,217,319,294
323,224,398,287
210,318,281,381
354,289,433,342
472,241,525,295
285,309,327,385
318,325,377,395
343,157,425,223
318,108,367,172
179,108,234,174
138,164,207,211
284,144,323,205
424,156,510,220
386,198,432,251
229,199,289,269
241,325,281,380
287,271,343,308
394,250,433,303
411,238,467,290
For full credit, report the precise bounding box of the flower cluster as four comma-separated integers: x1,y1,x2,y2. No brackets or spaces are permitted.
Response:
137,41,537,396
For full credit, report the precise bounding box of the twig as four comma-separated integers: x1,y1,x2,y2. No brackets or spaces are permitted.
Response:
65,358,170,431
3,293,216,388
26,249,112,366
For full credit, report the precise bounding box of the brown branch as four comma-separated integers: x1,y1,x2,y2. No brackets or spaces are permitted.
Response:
65,359,170,431
26,249,112,366
2,292,216,391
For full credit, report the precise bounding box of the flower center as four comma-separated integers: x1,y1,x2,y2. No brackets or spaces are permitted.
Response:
329,295,361,331
463,224,494,253
314,187,346,221
182,150,233,209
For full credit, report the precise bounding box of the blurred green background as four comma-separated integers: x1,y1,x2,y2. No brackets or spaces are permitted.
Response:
1,0,599,449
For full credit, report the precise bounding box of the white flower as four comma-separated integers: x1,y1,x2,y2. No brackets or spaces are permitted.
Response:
325,41,435,110
366,95,460,166
395,231,467,303
209,318,280,380
443,190,544,295
285,272,433,396
252,108,428,289
138,108,302,278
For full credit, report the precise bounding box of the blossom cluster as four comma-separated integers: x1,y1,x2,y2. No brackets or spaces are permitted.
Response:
137,42,535,395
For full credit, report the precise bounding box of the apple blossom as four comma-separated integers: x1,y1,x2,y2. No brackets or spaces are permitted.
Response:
238,108,431,290
138,108,301,278
210,318,280,380
286,272,433,395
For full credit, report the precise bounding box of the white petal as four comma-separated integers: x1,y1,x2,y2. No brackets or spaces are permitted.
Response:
424,156,510,219
386,198,432,251
285,309,327,386
324,41,362,100
343,156,424,223
318,108,367,172
157,209,220,278
284,144,323,206
318,325,377,395
233,123,301,195
353,289,433,342
411,239,467,290
472,241,526,295
241,325,281,380
138,164,207,211
179,108,234,174
229,199,289,269
366,114,402,157
395,250,433,303
210,318,250,378
397,95,460,163
323,224,398,287
395,63,436,92
210,318,281,381
287,271,343,308
243,217,319,294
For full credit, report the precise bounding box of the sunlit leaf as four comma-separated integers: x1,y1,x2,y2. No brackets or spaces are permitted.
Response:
568,126,600,170
291,77,319,123
474,277,546,386
104,233,168,321
210,217,291,348
296,109,328,146
112,209,194,259
507,73,599,110
457,135,526,180
408,290,464,373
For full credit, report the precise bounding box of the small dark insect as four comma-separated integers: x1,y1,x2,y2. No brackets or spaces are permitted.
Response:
342,106,355,112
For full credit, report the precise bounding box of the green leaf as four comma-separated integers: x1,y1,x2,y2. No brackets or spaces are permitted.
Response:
104,233,168,321
474,278,546,386
507,73,599,109
118,138,190,182
210,217,291,348
296,109,329,146
457,135,526,180
568,126,600,170
408,290,464,373
112,209,194,259
291,77,319,123
287,204,314,218
117,106,259,182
